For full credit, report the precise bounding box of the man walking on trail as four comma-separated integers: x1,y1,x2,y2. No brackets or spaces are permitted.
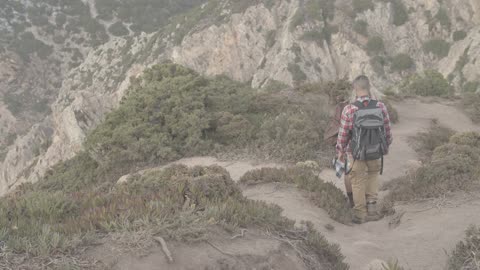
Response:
324,94,354,208
336,75,393,224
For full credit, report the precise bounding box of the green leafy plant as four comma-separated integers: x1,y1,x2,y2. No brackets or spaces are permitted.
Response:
447,225,480,270
453,30,467,41
391,0,408,26
353,0,375,15
353,20,368,36
398,70,453,97
391,53,414,72
423,39,451,59
366,36,385,55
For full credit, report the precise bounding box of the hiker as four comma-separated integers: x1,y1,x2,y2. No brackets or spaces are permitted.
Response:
336,75,393,224
324,94,354,208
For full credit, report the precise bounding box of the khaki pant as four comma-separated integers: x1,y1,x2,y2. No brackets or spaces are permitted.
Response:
349,159,381,220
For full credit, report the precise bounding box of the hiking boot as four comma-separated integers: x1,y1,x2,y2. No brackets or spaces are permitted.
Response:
352,216,364,224
367,201,379,215
365,214,382,222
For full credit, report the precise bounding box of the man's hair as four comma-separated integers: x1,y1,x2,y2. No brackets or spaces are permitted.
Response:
352,75,371,93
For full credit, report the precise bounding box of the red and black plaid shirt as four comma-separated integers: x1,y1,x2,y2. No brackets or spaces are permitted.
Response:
336,96,393,156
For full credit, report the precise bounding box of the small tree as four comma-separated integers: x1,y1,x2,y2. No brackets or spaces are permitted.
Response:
453,30,467,42
391,0,408,26
400,70,453,97
353,20,368,36
366,36,385,54
353,0,375,15
423,39,451,58
391,53,414,72
108,21,129,37
435,8,451,30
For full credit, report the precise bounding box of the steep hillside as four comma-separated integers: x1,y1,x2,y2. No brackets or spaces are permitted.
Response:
1,0,480,194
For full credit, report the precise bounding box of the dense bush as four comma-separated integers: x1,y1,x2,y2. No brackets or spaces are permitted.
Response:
86,63,330,174
391,53,414,72
288,63,308,82
301,30,325,44
391,0,408,26
370,55,387,75
448,225,480,270
398,70,453,97
353,0,375,15
366,36,385,54
108,21,129,36
384,132,480,202
353,20,368,36
463,81,479,93
423,39,451,59
435,8,451,30
462,92,480,123
409,120,454,160
453,30,467,41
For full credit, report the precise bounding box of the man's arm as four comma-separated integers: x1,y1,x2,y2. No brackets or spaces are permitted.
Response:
379,102,393,146
336,105,353,158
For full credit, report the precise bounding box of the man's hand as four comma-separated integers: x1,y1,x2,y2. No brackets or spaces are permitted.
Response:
337,152,345,163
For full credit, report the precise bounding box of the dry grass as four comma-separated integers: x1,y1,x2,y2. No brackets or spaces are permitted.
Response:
0,165,348,269
384,132,480,202
239,166,352,224
448,225,480,270
409,119,455,160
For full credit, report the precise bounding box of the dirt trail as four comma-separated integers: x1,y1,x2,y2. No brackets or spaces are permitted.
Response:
170,99,480,269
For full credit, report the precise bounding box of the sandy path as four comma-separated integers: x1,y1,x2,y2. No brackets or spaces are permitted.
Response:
167,99,480,269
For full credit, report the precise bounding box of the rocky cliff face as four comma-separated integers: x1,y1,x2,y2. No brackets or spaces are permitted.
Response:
0,0,479,195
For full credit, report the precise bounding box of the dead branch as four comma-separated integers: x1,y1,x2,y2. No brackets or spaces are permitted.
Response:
154,236,174,263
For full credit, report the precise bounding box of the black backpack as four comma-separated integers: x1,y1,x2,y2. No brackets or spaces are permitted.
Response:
349,100,388,174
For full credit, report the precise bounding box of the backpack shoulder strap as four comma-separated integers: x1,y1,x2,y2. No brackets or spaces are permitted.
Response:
366,100,378,108
353,100,364,108
353,99,378,109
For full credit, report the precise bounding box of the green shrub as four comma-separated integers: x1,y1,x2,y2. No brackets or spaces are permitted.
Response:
301,30,325,44
305,0,336,21
85,63,330,173
265,30,276,48
435,8,451,30
240,167,352,224
289,8,304,31
453,30,467,41
262,80,289,92
353,20,368,36
55,13,67,27
288,63,307,82
391,53,414,72
391,0,408,26
448,225,480,270
366,36,385,54
384,132,480,202
423,39,451,58
398,70,453,97
353,0,375,15
108,21,129,36
370,55,387,75
463,81,479,93
410,120,454,160
382,99,399,124
462,92,480,123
